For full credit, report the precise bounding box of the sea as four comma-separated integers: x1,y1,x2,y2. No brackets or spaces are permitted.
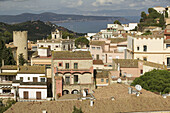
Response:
56,16,140,33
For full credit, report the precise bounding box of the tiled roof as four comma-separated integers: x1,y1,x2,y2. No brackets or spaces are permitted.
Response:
141,60,167,70
113,59,166,69
93,60,104,65
0,73,17,76
109,38,127,43
0,65,17,70
96,70,109,78
52,51,92,60
90,41,105,46
113,59,139,68
5,83,170,113
18,66,45,74
5,44,17,49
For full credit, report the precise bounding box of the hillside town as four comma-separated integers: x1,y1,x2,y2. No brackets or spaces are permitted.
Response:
0,6,170,113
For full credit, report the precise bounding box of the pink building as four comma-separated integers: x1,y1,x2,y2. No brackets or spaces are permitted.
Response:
90,38,127,64
110,59,166,85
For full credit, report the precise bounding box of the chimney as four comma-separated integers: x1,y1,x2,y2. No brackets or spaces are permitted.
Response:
17,65,20,71
2,59,4,67
90,100,93,107
128,87,133,94
83,90,86,97
117,63,120,71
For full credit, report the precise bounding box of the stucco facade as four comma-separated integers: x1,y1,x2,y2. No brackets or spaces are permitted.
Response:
52,51,95,99
126,35,170,68
90,38,127,64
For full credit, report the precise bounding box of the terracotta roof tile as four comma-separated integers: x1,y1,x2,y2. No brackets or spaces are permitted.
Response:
93,60,104,65
18,66,45,74
53,51,92,60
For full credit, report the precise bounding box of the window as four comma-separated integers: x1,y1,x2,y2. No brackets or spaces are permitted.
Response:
40,78,45,82
140,70,143,75
20,77,23,82
143,45,147,52
46,65,51,69
92,47,95,49
24,47,26,50
106,79,109,83
41,45,43,47
65,63,69,69
143,57,147,61
28,77,30,80
74,63,78,69
137,46,139,51
96,54,100,60
56,45,58,48
65,76,70,84
101,79,104,82
59,63,62,67
74,75,78,83
97,47,100,50
166,44,170,48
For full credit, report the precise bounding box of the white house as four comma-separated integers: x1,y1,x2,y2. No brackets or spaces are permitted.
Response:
15,66,47,101
122,23,138,31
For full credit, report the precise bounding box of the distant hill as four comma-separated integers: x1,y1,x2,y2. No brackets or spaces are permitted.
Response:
0,20,85,42
0,12,127,24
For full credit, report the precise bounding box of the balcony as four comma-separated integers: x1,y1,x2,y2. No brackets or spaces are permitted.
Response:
54,67,93,74
0,81,12,84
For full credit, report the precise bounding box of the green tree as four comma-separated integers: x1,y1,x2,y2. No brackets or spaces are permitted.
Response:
141,11,147,21
47,34,52,39
72,106,83,113
165,11,168,18
62,31,74,39
75,36,89,48
0,38,15,66
131,69,170,94
18,53,27,66
114,20,121,25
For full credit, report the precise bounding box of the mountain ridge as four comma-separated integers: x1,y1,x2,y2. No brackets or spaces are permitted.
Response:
0,12,127,24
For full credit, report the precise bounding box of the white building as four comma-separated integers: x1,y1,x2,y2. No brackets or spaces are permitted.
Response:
122,23,138,31
16,66,47,101
126,32,170,69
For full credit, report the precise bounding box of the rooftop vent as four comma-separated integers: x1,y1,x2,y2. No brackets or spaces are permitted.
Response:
128,87,133,94
90,100,93,107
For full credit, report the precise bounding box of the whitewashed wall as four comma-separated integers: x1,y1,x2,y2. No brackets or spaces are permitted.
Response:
19,85,47,99
16,74,46,82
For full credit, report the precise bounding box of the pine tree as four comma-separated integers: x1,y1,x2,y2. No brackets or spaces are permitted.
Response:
18,53,27,66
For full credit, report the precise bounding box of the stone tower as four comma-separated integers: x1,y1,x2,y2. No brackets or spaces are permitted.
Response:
13,31,28,65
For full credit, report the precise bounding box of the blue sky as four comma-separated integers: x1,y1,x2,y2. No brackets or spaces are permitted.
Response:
0,0,169,16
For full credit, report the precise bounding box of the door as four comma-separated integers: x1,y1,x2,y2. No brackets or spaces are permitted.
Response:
24,91,28,99
74,75,78,84
36,92,41,100
96,54,99,60
33,77,38,82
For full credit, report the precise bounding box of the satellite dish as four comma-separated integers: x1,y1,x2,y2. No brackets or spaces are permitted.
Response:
117,78,121,83
135,85,142,91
